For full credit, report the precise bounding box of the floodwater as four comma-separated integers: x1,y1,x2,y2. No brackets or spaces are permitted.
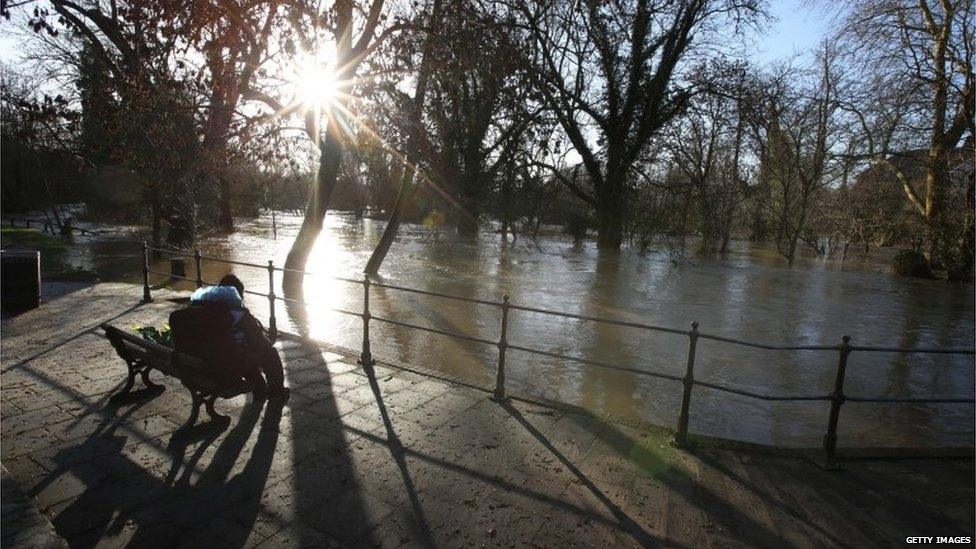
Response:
55,212,975,448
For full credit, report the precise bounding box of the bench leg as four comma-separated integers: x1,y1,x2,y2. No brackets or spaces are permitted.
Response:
140,367,166,392
110,362,138,402
204,396,228,421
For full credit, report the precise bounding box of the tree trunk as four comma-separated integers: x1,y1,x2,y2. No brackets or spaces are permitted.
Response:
457,199,480,236
596,208,622,248
283,129,344,294
596,176,624,249
922,163,946,267
362,0,443,276
364,170,414,275
217,172,234,231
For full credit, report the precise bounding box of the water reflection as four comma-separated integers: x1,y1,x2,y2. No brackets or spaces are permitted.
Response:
75,213,974,448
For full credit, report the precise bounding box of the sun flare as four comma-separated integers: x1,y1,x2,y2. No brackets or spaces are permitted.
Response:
296,61,339,108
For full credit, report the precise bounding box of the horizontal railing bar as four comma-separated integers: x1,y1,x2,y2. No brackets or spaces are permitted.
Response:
849,345,975,355
371,281,501,307
272,265,362,284
370,315,497,346
270,293,359,316
507,343,685,382
146,269,195,283
846,396,976,403
696,333,838,351
197,254,267,270
694,380,831,401
146,246,194,258
508,304,688,335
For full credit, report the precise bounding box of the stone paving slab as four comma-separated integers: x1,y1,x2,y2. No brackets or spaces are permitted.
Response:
1,283,973,548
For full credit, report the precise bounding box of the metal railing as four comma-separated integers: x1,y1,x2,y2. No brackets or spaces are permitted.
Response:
140,242,975,469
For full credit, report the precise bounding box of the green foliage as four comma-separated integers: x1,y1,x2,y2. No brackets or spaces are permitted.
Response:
891,249,933,278
133,324,173,347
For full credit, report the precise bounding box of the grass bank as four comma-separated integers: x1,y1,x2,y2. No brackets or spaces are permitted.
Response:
0,228,97,281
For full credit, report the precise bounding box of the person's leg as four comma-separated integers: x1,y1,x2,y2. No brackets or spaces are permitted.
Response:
255,344,285,392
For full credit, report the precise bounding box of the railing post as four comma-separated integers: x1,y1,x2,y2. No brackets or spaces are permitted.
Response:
141,241,152,303
267,260,278,341
674,321,699,446
194,249,203,288
492,295,511,401
823,335,852,470
358,276,375,368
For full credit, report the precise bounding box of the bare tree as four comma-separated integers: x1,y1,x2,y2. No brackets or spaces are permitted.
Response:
839,0,974,268
516,0,761,249
750,45,845,264
666,60,752,254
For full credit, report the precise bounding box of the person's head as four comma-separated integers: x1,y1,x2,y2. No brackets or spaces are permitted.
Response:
219,274,245,300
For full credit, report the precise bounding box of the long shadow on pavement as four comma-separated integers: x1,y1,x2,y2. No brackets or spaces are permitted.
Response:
278,339,377,546
41,389,283,547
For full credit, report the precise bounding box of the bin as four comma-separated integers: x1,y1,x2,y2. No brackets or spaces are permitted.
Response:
1,250,41,310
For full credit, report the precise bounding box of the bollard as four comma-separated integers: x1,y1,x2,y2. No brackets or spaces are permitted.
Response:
170,258,186,278
823,335,852,470
674,321,699,445
194,249,203,288
492,295,511,401
267,260,277,341
141,241,152,303
358,276,375,368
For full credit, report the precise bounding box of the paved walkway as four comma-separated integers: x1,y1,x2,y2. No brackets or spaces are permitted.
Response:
1,283,973,547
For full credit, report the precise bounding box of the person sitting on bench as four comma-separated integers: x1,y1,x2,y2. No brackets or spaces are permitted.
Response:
169,274,289,401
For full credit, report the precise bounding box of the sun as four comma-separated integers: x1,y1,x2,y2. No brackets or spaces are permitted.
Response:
295,61,339,108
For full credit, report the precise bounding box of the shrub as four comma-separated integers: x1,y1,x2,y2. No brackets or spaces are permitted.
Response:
564,212,590,244
891,249,932,278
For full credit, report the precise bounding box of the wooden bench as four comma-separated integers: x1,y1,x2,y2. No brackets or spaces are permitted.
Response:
101,323,251,422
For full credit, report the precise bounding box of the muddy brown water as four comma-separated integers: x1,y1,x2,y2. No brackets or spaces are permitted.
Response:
53,213,975,448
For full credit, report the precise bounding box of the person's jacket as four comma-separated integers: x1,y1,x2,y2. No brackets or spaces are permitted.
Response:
168,286,269,378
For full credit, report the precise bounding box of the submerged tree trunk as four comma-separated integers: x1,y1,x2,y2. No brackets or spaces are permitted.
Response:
363,0,443,276
283,129,344,293
596,171,624,249
597,207,623,249
364,171,415,275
